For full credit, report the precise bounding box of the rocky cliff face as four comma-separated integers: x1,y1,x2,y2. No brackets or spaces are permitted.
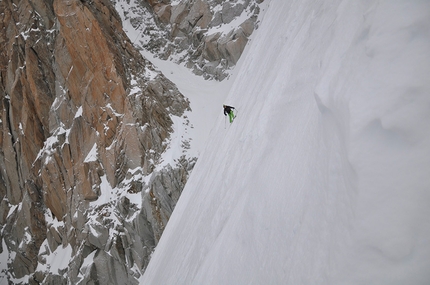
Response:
0,0,192,283
115,0,265,80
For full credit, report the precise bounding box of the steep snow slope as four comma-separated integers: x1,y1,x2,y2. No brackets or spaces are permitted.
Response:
142,0,430,284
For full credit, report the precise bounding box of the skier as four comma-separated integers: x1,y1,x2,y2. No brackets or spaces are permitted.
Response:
223,105,235,123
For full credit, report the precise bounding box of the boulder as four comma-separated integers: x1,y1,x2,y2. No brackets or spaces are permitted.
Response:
154,4,171,25
221,2,244,24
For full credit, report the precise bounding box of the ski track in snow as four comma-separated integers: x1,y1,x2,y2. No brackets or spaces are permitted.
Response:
141,0,430,284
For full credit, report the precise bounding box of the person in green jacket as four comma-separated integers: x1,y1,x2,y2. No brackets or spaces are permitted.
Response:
223,105,235,123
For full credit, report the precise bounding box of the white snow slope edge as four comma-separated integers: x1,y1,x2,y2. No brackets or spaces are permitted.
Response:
142,0,430,284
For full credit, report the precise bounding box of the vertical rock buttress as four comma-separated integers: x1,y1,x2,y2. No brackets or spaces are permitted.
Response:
0,0,190,283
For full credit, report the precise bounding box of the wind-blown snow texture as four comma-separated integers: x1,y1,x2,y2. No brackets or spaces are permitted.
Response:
142,0,430,284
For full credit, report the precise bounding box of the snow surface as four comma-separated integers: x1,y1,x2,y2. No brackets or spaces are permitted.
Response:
36,241,73,276
84,143,98,163
141,0,430,284
139,49,234,160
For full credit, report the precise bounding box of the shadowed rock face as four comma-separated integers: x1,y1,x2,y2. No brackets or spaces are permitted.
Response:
116,0,265,80
0,0,191,283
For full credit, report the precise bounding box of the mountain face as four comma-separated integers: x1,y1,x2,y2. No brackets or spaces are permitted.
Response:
0,0,192,283
114,0,265,80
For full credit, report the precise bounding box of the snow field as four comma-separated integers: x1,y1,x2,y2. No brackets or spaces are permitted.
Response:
142,0,430,284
